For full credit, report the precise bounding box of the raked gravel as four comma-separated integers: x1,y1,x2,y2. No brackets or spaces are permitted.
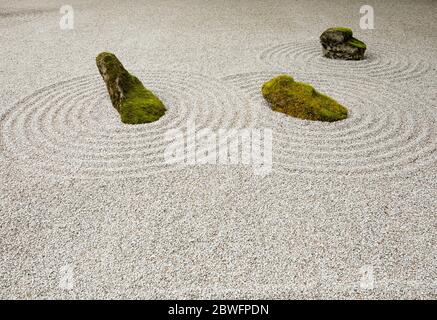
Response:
0,0,436,299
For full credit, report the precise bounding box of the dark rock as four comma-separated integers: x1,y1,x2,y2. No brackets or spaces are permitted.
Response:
320,27,366,60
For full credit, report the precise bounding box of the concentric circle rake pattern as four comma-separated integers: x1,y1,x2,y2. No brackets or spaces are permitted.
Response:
259,40,434,82
223,71,436,177
0,7,48,28
0,71,253,179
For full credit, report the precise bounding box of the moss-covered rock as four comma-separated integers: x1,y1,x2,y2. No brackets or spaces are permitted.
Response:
320,27,353,44
261,75,348,122
96,52,166,124
320,27,366,60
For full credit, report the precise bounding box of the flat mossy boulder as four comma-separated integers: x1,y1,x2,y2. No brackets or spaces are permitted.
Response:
261,75,348,122
96,52,166,124
320,27,366,60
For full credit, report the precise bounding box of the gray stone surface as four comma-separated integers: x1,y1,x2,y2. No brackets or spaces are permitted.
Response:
320,28,366,60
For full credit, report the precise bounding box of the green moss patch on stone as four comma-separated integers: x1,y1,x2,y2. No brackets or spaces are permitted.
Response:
320,27,367,60
347,37,367,49
262,75,348,122
327,27,353,37
96,52,166,124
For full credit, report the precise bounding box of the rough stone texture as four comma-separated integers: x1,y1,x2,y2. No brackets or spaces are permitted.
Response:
96,52,127,112
320,27,367,60
96,52,166,124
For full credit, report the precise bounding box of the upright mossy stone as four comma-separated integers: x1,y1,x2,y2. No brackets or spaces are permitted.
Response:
320,27,366,60
96,52,166,124
261,75,348,122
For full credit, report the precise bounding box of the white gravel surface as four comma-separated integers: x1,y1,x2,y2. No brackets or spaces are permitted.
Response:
0,0,436,299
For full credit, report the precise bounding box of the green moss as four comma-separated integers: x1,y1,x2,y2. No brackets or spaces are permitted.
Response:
327,27,353,37
96,52,166,124
347,37,367,49
120,75,166,124
261,75,348,122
